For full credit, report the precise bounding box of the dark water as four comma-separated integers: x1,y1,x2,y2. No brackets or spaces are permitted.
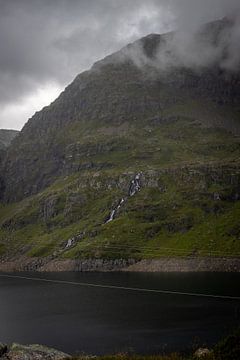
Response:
0,272,239,355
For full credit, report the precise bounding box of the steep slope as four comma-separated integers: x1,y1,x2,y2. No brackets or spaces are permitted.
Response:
0,129,19,186
0,129,19,150
0,18,240,264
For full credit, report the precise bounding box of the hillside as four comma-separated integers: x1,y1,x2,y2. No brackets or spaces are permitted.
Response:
0,18,240,267
0,129,19,150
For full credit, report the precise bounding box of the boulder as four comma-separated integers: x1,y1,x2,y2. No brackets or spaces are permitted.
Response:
2,343,70,360
194,347,211,358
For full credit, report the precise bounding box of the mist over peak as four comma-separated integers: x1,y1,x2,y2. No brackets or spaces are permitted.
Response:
98,16,240,74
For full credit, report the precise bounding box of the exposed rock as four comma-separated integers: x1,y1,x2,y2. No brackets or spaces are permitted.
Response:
1,343,70,360
64,232,85,249
213,192,221,201
124,257,240,272
40,195,58,221
64,193,87,216
0,129,19,150
40,258,137,272
194,348,211,358
0,256,240,272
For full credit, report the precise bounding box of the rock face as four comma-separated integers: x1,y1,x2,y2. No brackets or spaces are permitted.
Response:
0,256,137,272
0,129,19,150
0,129,19,173
0,343,70,360
125,257,240,272
0,256,240,272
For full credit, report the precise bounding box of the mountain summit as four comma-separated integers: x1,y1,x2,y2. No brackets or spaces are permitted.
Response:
0,18,240,267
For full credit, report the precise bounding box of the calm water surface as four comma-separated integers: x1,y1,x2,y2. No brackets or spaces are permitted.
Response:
0,271,239,355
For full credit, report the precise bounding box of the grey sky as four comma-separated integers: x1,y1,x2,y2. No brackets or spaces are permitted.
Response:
0,0,239,130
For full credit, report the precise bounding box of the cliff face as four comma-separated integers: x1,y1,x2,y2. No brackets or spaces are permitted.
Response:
0,129,19,150
0,18,240,262
0,130,19,188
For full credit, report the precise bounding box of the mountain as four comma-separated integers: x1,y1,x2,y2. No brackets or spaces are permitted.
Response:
0,129,19,150
0,18,240,266
0,129,19,183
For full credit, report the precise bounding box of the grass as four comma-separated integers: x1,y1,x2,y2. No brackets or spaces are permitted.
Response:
0,102,240,259
70,330,240,360
0,155,240,259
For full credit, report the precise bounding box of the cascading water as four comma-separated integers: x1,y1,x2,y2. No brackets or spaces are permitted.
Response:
105,209,116,224
129,173,141,196
105,173,142,224
105,198,125,224
65,238,73,248
64,173,142,249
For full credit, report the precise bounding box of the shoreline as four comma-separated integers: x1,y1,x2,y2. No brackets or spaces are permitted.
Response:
0,256,240,272
0,330,240,360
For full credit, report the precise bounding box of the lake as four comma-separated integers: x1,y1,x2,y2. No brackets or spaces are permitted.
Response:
0,271,239,355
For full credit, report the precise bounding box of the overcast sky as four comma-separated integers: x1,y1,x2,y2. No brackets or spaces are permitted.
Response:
0,0,239,130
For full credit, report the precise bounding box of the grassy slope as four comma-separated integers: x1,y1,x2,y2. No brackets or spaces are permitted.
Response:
0,104,240,260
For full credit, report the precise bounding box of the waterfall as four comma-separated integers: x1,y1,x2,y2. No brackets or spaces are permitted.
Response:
129,173,141,196
105,198,125,224
105,209,116,224
65,238,74,248
105,172,142,224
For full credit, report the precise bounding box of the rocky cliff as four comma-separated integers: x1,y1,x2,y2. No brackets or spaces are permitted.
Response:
0,343,70,360
0,129,19,150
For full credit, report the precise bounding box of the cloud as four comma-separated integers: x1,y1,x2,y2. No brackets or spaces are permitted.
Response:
165,0,240,71
116,1,240,73
0,0,239,129
158,15,240,71
0,0,168,105
0,0,172,128
0,83,61,130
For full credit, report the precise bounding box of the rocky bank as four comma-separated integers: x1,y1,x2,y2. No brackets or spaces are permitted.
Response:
0,256,240,272
0,343,70,360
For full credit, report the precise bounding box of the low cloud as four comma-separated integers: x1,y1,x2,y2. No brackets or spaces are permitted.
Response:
118,6,240,73
165,13,240,71
0,0,169,108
